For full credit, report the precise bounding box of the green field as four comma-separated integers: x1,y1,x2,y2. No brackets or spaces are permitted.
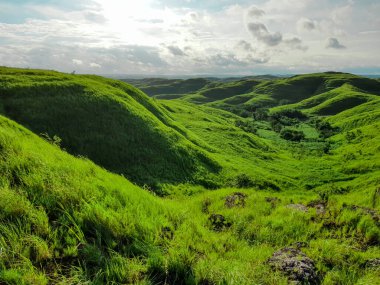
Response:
0,67,379,284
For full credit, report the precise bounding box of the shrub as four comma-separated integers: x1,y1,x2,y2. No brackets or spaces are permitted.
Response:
315,120,338,138
280,128,305,142
233,174,255,188
272,109,307,120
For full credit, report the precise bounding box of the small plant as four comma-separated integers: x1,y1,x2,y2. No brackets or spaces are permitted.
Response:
232,174,255,188
371,187,380,208
40,133,62,147
201,198,212,213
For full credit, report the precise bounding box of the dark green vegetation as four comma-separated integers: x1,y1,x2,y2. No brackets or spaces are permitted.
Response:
0,68,219,188
0,67,379,284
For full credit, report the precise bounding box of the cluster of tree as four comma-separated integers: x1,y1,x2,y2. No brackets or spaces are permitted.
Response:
269,109,306,133
280,128,305,142
313,120,339,139
232,107,341,145
235,119,257,134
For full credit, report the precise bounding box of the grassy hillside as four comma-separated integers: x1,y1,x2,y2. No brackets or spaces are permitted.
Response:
1,115,379,285
0,68,379,284
0,115,176,284
121,78,210,97
0,67,219,189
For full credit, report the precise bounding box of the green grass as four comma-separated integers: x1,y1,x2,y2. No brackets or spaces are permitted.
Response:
0,67,379,284
0,67,220,189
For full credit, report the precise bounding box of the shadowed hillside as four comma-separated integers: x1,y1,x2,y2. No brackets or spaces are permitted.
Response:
0,67,220,188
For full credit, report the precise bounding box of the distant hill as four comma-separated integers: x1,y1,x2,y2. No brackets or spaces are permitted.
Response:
197,72,380,114
120,75,280,98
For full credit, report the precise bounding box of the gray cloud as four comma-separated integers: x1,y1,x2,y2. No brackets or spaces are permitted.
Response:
235,41,269,63
284,37,308,51
237,40,254,52
247,6,265,18
166,45,186,56
326,37,346,49
297,17,316,31
247,22,282,46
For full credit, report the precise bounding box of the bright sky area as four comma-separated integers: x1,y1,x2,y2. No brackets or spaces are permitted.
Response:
0,0,379,75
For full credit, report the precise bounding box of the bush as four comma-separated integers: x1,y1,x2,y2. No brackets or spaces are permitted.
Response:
280,129,305,142
233,174,255,188
271,109,307,120
314,120,338,138
235,119,257,134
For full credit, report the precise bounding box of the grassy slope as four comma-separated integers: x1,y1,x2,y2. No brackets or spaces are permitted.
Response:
0,115,175,284
0,67,219,188
1,68,380,284
1,115,379,285
160,100,300,192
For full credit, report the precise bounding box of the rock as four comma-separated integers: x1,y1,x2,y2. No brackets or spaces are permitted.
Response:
268,247,320,285
208,214,231,231
366,258,380,269
265,197,281,208
265,197,281,203
287,204,309,212
307,200,327,215
314,204,326,215
225,192,247,208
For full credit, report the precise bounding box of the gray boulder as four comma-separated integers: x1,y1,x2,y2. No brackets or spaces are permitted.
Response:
268,247,320,284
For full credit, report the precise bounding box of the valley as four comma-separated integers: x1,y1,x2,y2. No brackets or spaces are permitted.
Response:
0,67,379,284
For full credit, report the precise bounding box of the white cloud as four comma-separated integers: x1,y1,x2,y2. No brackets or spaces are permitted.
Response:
90,62,101,68
0,0,378,75
331,3,353,26
72,59,83,65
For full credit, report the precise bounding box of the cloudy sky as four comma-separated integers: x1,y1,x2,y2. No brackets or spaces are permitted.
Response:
0,0,379,75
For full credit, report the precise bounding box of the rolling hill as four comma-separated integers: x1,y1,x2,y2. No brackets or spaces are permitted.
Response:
0,67,220,189
0,67,379,284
